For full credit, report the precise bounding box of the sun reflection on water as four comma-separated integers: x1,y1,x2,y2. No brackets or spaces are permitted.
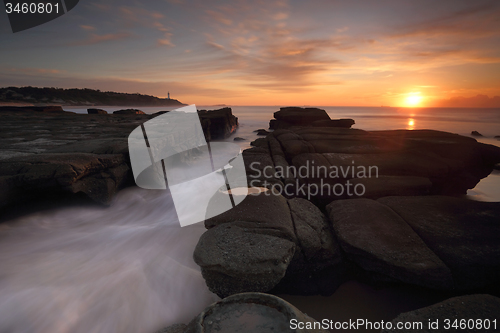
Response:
407,119,415,130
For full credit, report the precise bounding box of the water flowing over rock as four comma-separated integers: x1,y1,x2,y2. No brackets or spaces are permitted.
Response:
0,107,239,211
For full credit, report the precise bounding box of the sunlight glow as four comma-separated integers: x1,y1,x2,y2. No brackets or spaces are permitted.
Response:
405,94,422,107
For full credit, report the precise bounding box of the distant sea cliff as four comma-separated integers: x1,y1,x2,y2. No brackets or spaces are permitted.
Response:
0,87,185,107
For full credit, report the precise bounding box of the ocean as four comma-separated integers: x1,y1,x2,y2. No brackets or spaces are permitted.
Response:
0,106,498,332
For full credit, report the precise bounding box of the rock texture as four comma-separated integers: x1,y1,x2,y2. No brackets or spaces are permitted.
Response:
383,294,500,333
87,108,108,114
164,293,329,333
0,107,239,211
194,189,345,298
327,196,500,291
249,127,500,204
112,109,146,115
378,196,500,290
198,107,239,140
269,107,355,130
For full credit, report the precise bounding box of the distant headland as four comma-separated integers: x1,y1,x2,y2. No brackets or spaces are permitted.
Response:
0,86,185,107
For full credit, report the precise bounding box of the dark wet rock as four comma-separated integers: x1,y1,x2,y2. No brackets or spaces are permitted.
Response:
311,119,355,128
378,196,500,290
196,189,345,297
266,128,500,198
198,107,238,140
183,293,329,333
471,130,483,136
204,188,296,241
155,324,187,333
273,198,345,296
383,294,500,333
113,108,146,115
0,106,69,113
0,107,238,210
269,107,355,130
274,107,330,124
194,224,296,298
234,137,246,141
326,198,453,289
87,108,107,114
254,129,271,136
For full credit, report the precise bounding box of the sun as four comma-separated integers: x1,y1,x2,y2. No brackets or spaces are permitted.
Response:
405,94,422,107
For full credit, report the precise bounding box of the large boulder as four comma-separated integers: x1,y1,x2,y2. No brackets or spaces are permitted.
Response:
195,190,344,297
194,224,296,298
383,294,500,333
326,198,453,289
198,107,238,140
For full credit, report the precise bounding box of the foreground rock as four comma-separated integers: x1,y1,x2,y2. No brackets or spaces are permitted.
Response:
194,189,344,298
378,196,500,290
195,189,500,297
0,107,239,211
383,294,500,333
327,196,500,291
269,107,354,130
160,293,329,333
327,198,453,289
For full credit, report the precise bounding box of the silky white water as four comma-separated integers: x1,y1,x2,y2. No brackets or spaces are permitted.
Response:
0,188,219,333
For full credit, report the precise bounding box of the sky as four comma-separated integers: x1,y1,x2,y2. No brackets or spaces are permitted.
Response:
1,0,500,107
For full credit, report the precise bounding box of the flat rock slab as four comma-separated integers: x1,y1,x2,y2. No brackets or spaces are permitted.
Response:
326,198,453,289
257,127,500,200
183,293,328,333
379,196,500,290
383,294,500,333
0,107,239,210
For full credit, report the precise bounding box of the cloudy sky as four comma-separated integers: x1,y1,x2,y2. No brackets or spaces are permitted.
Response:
1,0,499,106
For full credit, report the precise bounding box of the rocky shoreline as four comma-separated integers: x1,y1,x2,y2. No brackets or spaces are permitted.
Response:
0,106,238,214
1,106,500,332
